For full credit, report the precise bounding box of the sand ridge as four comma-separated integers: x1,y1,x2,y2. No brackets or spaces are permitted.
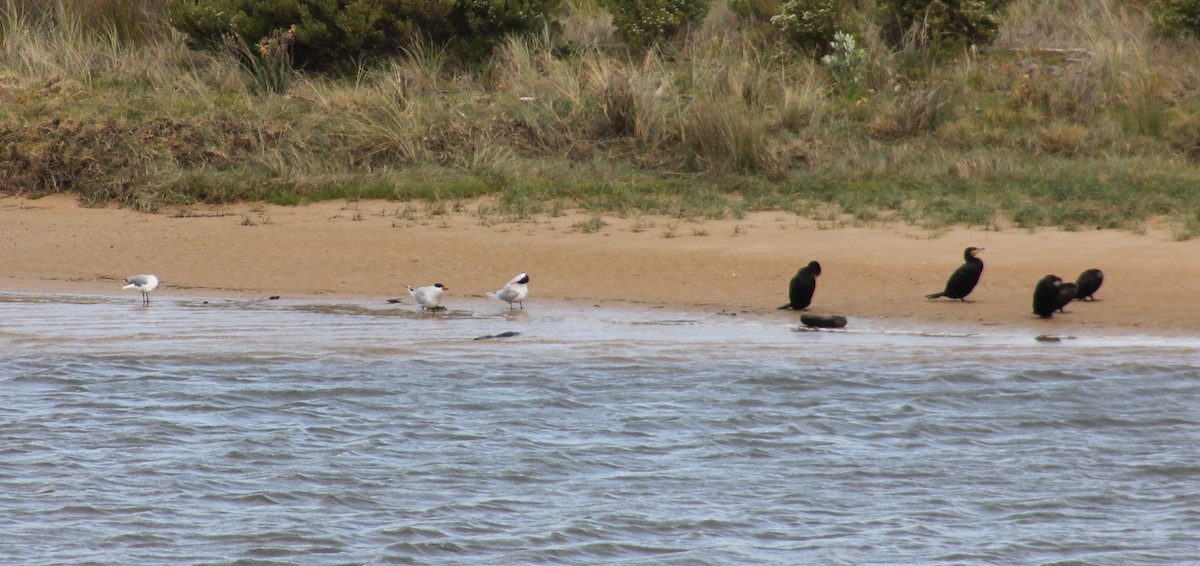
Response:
2,194,1198,335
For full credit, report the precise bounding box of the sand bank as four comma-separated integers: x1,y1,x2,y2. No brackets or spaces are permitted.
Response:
2,194,1197,335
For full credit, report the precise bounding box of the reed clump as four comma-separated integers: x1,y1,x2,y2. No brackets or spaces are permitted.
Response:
1,0,1200,235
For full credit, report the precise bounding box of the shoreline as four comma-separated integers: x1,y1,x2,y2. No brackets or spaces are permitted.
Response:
2,194,1199,337
4,284,1196,346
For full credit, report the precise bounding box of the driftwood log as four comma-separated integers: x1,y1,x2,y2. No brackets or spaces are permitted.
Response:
800,314,848,329
474,331,521,341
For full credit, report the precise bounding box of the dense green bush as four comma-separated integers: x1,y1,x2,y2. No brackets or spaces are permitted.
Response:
455,0,566,60
770,0,847,55
601,0,711,46
728,0,783,43
878,0,1010,50
1151,0,1200,38
165,0,561,70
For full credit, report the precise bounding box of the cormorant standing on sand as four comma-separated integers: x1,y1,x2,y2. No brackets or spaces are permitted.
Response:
926,247,984,301
778,261,821,311
1033,275,1062,318
1055,282,1078,313
1074,268,1104,301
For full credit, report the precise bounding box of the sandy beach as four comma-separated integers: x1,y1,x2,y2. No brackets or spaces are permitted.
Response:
2,193,1198,335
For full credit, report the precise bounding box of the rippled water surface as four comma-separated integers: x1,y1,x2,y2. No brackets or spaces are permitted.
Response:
2,291,1199,564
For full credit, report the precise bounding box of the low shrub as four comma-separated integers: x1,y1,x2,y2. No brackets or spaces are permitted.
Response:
770,0,847,55
728,0,783,43
878,0,1010,50
821,31,869,94
600,0,711,46
166,0,560,70
1151,0,1200,37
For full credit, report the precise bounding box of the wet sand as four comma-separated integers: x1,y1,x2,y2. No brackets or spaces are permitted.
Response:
2,194,1198,335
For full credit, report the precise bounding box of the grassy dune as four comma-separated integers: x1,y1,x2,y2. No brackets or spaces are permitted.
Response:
2,0,1200,237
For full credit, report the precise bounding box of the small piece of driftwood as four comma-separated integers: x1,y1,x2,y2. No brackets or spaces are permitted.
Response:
474,331,521,341
800,314,847,329
1035,334,1076,342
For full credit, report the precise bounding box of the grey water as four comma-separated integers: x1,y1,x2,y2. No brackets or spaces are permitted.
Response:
1,291,1198,565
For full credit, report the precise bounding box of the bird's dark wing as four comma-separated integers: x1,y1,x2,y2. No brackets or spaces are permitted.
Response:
943,262,982,297
788,276,816,310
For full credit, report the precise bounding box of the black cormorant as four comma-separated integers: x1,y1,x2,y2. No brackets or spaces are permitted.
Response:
925,247,984,301
1033,275,1062,318
778,261,821,311
1055,282,1078,313
1074,268,1103,301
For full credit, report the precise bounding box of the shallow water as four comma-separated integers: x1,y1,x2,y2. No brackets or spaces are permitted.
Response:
1,291,1198,564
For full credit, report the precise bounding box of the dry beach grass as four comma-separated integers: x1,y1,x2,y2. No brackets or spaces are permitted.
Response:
2,0,1200,238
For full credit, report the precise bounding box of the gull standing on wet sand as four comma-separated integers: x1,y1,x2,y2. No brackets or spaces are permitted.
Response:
407,283,448,312
487,273,530,309
123,274,159,305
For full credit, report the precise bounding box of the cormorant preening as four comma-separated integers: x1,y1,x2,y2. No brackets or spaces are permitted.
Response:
925,247,984,301
778,261,821,311
1033,275,1062,318
1055,282,1078,313
1074,268,1104,301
